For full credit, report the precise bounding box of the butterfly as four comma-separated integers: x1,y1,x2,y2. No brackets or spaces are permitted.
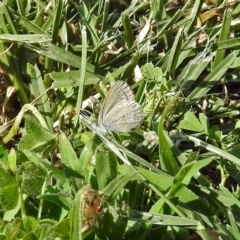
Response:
96,81,143,134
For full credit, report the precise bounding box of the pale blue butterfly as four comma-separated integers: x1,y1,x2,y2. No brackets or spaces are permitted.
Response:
96,81,143,134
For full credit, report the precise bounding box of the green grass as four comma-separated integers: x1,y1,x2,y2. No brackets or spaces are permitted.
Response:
1,0,240,239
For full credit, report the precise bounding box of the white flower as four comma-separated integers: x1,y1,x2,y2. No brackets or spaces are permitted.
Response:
143,131,159,149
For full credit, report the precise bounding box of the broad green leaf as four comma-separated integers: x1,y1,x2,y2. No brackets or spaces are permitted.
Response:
23,216,39,232
16,161,47,198
136,167,173,192
51,218,71,239
38,194,72,210
59,131,84,190
0,168,19,210
173,157,213,186
3,195,21,221
19,115,57,155
208,126,222,142
141,63,155,79
78,136,96,183
199,113,209,133
179,111,203,132
96,150,118,190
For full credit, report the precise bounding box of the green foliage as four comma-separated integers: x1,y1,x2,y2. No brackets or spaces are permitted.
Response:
1,0,240,239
